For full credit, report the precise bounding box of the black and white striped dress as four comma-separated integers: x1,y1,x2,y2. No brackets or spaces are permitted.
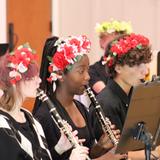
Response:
0,108,52,160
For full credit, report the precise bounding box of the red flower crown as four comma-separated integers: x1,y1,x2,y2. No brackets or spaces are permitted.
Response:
7,43,37,84
102,33,150,67
48,35,91,82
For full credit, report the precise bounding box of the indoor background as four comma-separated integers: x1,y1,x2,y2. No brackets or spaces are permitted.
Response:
0,0,159,110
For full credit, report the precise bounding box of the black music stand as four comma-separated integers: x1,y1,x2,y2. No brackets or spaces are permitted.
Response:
115,81,160,160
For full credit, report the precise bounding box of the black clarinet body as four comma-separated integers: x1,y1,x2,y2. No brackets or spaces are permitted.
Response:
85,85,118,146
36,88,91,160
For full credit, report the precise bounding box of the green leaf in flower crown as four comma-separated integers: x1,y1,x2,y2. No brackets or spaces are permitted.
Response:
75,55,82,62
136,44,142,49
54,39,63,47
31,49,36,54
22,43,36,53
9,51,15,55
23,43,30,48
112,40,118,44
66,64,73,71
47,56,52,62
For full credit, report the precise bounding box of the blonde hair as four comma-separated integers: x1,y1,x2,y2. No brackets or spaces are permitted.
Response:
0,85,22,111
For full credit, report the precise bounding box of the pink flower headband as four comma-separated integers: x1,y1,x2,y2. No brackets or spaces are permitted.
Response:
102,33,150,67
7,43,37,84
47,35,91,82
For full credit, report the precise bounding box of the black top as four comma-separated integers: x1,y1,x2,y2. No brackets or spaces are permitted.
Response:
34,95,95,160
0,109,51,160
89,78,132,141
89,57,109,95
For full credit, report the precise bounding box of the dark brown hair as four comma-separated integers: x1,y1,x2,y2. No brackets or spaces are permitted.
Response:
33,36,59,114
105,36,152,78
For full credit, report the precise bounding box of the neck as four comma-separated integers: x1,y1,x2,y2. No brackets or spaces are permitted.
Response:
55,86,74,108
0,103,26,123
114,77,132,95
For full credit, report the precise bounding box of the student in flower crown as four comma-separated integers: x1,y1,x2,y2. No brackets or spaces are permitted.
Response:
0,43,90,160
90,33,160,159
33,35,127,160
89,19,133,95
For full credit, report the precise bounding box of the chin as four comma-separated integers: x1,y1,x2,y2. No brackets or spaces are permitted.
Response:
134,81,142,86
29,92,37,98
75,89,85,95
75,91,83,96
74,86,85,95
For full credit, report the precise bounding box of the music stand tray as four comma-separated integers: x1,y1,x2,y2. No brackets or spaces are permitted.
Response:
115,81,160,154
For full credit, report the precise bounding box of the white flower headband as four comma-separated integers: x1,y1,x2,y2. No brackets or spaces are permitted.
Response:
47,35,91,83
7,43,37,84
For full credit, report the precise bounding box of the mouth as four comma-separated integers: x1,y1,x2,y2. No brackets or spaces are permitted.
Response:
37,85,40,89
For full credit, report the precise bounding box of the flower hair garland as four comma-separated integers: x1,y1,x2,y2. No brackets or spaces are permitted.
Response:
102,33,150,67
47,35,91,83
7,43,37,84
95,19,132,35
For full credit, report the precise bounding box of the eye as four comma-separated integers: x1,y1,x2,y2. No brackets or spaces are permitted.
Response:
77,69,84,74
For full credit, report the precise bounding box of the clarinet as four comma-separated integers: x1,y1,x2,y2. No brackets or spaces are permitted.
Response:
85,85,118,146
36,88,91,160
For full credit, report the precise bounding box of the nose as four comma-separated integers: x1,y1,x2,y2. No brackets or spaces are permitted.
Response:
84,71,90,82
36,76,42,84
141,63,149,76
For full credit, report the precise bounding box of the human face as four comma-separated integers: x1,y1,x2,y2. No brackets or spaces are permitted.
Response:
116,63,149,87
19,75,41,98
99,33,118,50
63,55,90,95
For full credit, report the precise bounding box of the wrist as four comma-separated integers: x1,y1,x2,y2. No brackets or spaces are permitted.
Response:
54,143,64,155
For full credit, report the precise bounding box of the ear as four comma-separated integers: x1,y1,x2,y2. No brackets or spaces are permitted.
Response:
59,77,64,82
115,64,122,74
59,74,64,83
56,70,64,82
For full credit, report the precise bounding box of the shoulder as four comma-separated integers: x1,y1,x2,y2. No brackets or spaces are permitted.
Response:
0,112,11,129
96,86,120,109
33,100,58,133
21,108,46,137
33,101,50,120
97,86,114,100
74,99,89,113
0,112,18,144
22,108,42,125
89,60,103,72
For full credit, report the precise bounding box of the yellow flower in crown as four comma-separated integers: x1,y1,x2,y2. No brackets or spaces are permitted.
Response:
95,19,133,35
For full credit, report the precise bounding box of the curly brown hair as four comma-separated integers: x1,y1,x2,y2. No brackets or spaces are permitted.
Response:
105,36,152,78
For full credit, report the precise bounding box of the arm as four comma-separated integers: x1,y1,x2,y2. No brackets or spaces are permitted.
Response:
92,81,106,94
156,145,160,157
90,133,113,158
34,105,64,159
90,125,121,158
89,62,107,94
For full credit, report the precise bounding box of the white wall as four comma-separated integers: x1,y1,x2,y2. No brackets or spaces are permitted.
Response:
52,0,160,65
0,0,7,43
